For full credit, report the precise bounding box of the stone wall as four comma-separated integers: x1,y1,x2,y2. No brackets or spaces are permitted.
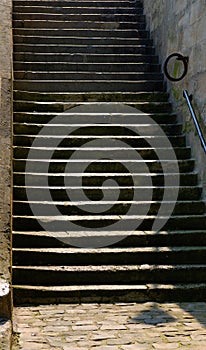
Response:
0,0,13,319
143,0,206,195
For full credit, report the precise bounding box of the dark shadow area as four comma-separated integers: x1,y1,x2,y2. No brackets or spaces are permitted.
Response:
0,317,9,326
178,302,206,328
128,302,206,328
128,303,177,325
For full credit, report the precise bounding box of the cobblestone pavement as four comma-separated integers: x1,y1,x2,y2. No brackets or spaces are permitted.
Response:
12,302,206,350
0,317,12,350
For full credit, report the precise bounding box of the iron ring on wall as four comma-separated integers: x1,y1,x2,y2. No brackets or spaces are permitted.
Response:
163,53,189,82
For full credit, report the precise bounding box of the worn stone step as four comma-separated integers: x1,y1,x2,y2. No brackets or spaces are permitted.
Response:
13,122,181,136
13,91,169,103
12,283,206,304
14,52,159,63
14,71,161,82
13,112,177,126
13,13,145,22
13,36,152,46
13,123,181,137
14,62,160,73
13,1,142,8
13,145,191,160
13,246,206,266
14,125,181,137
13,28,150,38
13,158,194,173
13,103,175,115
13,103,171,115
14,113,177,125
12,230,206,249
13,7,143,15
14,45,155,55
13,214,206,231
13,133,186,148
12,264,206,285
13,200,205,216
14,72,163,86
13,80,164,92
13,20,146,30
13,172,199,187
13,113,177,127
13,185,201,202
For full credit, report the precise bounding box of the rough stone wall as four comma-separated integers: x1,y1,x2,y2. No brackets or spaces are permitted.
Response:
143,0,206,194
0,0,13,319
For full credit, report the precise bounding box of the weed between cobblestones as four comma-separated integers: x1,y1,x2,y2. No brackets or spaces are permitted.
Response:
12,332,20,348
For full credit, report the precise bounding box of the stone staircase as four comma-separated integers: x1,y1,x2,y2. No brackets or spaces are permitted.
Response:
12,0,206,305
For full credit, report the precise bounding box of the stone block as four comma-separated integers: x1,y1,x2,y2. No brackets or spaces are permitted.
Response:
0,280,11,319
143,0,206,196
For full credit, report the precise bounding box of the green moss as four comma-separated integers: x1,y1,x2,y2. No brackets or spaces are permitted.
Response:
183,121,195,134
190,99,206,138
173,61,179,79
172,86,182,102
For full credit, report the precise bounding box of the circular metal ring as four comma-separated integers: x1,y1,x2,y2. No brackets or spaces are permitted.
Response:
163,53,189,82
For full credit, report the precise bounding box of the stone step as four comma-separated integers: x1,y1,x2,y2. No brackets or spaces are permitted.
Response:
13,122,181,136
13,0,142,8
13,158,194,173
14,62,160,73
13,146,191,160
13,28,150,38
13,52,159,63
13,200,205,216
14,45,155,55
13,172,199,187
13,36,152,46
13,246,206,266
13,214,206,231
12,230,206,248
13,80,164,92
14,44,154,55
13,133,186,148
14,123,182,137
12,264,206,285
13,185,199,201
13,7,143,15
14,71,162,82
13,91,168,103
12,283,206,304
13,20,146,30
14,100,172,114
13,13,145,22
14,111,177,125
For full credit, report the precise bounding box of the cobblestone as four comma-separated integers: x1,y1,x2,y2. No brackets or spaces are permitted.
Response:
0,318,11,350
12,303,206,349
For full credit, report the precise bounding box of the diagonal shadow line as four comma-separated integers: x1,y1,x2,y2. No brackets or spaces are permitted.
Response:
128,302,206,328
178,302,206,328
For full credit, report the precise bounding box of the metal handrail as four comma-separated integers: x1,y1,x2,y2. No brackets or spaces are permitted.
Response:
183,90,206,154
